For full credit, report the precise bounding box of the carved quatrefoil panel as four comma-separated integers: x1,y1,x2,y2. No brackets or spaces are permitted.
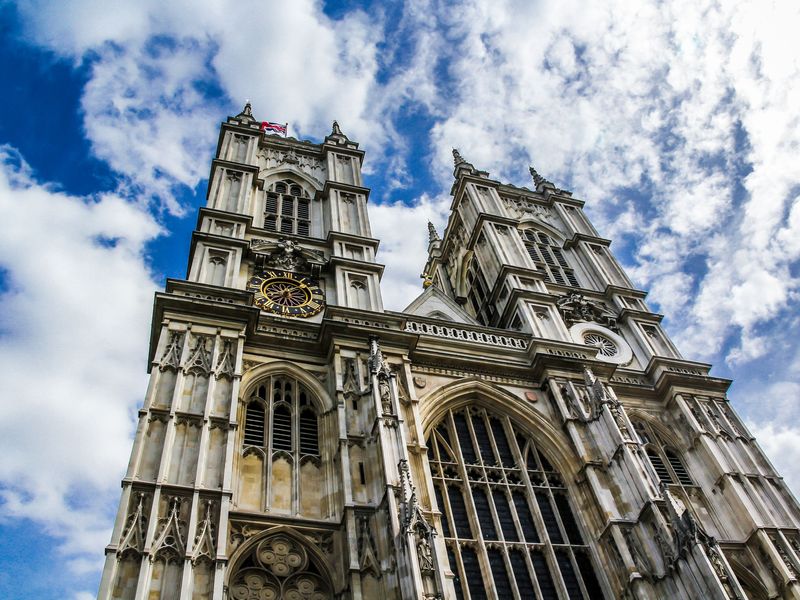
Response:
229,535,331,600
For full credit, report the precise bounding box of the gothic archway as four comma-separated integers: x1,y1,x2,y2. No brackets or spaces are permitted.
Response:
227,531,333,600
427,404,606,599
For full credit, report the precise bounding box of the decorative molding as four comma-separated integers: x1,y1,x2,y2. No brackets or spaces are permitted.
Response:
404,320,528,349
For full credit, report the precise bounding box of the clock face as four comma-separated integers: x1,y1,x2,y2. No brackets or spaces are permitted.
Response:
248,270,325,318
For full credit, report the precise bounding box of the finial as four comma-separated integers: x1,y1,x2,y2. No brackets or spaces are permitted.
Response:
529,165,551,188
331,120,342,135
452,148,465,166
242,100,252,117
427,221,440,242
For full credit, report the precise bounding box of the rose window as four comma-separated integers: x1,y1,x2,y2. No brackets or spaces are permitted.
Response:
582,332,618,357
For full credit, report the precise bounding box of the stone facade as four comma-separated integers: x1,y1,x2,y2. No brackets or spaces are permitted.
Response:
98,104,800,600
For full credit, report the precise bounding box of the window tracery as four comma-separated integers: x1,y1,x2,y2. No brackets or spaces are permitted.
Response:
428,406,603,599
228,534,331,600
264,179,311,236
521,229,579,287
239,375,323,516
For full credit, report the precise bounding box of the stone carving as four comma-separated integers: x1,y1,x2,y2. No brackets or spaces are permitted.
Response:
452,148,465,166
118,492,148,558
159,331,184,371
192,500,216,564
215,339,235,379
229,534,331,599
663,487,699,558
257,147,324,183
529,165,551,188
357,515,381,578
251,237,325,274
152,496,186,560
557,292,619,332
427,221,440,242
368,336,391,378
183,336,213,375
404,320,528,349
228,522,262,554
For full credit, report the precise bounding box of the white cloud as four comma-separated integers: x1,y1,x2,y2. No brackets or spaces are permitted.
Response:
18,0,386,213
0,146,160,569
370,193,452,310
747,421,800,496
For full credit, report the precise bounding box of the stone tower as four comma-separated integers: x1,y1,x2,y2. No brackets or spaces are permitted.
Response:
98,106,800,600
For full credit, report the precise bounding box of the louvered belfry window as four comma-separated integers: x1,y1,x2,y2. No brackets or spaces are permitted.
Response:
634,420,694,486
242,376,319,458
428,407,605,599
521,229,580,287
264,180,311,236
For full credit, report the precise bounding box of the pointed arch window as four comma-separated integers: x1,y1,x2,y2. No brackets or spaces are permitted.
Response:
264,179,311,236
428,406,604,599
466,256,496,326
242,376,319,458
633,420,694,486
521,229,579,287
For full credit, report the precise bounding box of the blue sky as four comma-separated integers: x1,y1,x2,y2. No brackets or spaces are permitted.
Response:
1,1,799,598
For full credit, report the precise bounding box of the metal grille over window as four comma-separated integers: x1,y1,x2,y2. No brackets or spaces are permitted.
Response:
241,376,319,458
635,420,694,486
521,229,580,287
264,179,311,236
428,406,604,599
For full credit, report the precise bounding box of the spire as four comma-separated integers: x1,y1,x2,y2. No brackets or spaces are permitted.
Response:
529,165,552,188
452,148,466,166
235,100,255,123
427,221,440,242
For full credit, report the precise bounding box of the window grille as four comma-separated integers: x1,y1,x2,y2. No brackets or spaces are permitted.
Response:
429,407,603,599
521,229,579,287
264,180,311,236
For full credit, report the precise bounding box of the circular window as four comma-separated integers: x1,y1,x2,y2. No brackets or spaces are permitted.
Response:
568,322,633,366
582,332,618,357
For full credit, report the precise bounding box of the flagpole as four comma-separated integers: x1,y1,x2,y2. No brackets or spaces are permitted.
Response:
284,123,288,138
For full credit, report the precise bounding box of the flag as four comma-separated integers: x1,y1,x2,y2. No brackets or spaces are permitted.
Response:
260,121,288,136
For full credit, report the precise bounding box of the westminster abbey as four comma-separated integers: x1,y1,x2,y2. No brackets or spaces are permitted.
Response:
97,104,800,599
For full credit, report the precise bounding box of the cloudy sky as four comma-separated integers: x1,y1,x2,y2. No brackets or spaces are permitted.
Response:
0,0,799,597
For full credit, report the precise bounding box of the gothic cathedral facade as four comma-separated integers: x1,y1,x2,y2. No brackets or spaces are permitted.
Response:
98,104,800,600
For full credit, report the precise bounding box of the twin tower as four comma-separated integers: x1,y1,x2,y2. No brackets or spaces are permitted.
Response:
98,104,800,599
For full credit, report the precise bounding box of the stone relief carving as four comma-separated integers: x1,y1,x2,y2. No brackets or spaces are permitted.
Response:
118,492,149,558
192,500,216,564
159,331,184,371
215,340,236,379
357,515,381,578
183,335,213,375
229,535,331,599
251,237,325,275
557,291,619,332
152,496,187,561
257,147,325,184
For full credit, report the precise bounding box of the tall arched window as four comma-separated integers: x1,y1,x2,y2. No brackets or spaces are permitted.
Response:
428,407,604,599
633,420,693,486
264,179,311,236
239,375,323,517
520,229,579,287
